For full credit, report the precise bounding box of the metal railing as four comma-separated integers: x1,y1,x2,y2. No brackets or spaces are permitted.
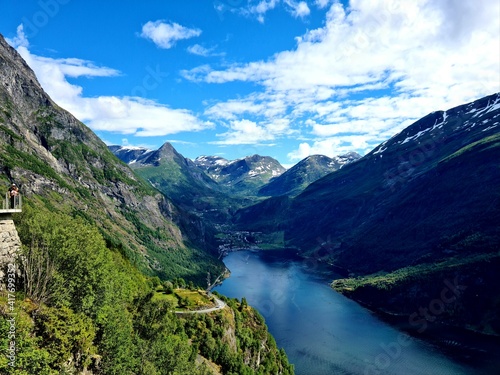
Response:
2,192,22,211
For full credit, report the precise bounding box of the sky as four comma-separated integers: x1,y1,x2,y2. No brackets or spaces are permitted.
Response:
1,0,499,167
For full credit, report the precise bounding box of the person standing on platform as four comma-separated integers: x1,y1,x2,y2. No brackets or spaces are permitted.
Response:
8,183,19,209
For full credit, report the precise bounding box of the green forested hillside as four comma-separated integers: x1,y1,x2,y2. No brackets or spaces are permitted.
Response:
0,206,293,374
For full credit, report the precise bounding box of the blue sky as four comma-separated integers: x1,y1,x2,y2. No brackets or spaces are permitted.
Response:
1,0,499,167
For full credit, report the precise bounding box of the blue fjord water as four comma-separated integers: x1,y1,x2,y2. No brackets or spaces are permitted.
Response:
215,250,478,375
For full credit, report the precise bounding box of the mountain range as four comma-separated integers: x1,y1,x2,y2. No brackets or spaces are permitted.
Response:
110,146,288,196
109,144,361,233
110,145,361,201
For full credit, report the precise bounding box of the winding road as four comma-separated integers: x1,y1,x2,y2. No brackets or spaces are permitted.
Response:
174,296,226,314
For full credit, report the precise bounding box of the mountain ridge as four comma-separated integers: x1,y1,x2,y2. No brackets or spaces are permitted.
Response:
192,153,286,195
0,34,223,282
288,92,500,266
111,143,362,200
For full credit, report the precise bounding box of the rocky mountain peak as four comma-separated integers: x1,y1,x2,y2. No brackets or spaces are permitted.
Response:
194,155,229,168
0,35,48,110
132,142,187,167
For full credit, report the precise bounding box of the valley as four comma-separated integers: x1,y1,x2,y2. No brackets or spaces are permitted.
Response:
0,34,293,375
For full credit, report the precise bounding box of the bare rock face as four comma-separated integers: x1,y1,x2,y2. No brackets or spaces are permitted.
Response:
0,36,47,108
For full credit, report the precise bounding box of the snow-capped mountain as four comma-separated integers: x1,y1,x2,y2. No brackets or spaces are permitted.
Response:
108,145,152,164
259,152,361,197
193,156,230,182
193,154,286,195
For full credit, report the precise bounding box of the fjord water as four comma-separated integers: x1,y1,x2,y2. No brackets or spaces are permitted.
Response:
215,250,475,375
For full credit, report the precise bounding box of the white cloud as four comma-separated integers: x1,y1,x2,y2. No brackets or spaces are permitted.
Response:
80,96,212,137
187,0,500,94
187,44,224,57
229,0,310,23
213,119,275,145
15,44,120,108
184,0,500,161
187,44,211,56
205,97,265,120
284,0,310,18
212,117,293,145
9,25,211,137
6,24,29,48
140,20,201,49
288,135,372,161
314,0,330,9
249,0,280,23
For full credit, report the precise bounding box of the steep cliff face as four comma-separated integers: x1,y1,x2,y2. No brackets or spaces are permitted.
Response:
0,34,223,282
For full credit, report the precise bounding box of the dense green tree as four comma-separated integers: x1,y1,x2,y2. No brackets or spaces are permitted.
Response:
35,306,96,371
96,305,138,375
162,281,174,294
17,206,114,316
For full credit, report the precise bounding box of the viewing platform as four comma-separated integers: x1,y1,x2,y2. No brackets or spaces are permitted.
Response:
0,192,22,214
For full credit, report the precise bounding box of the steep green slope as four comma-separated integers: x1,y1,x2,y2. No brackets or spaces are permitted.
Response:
183,294,294,375
332,252,500,335
0,34,222,283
